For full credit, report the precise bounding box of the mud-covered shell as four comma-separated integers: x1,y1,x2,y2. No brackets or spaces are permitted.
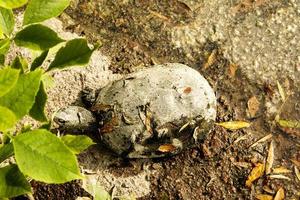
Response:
93,63,216,158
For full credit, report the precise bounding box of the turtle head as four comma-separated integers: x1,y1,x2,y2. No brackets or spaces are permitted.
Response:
53,106,96,131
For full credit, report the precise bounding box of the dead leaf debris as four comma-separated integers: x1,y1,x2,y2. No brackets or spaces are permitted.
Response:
216,121,251,130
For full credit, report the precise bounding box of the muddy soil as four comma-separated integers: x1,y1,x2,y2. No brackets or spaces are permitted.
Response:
31,0,300,199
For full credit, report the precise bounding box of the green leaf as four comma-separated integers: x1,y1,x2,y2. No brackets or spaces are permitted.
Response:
0,69,42,119
48,38,94,71
0,0,28,9
31,50,48,71
13,129,82,183
29,82,47,122
23,0,70,25
94,187,112,200
20,124,32,133
41,73,54,89
0,143,13,163
0,54,4,66
0,106,16,131
0,7,14,36
0,66,19,97
1,133,11,145
0,39,10,55
0,164,31,198
39,121,51,130
14,24,64,51
11,56,28,73
61,135,95,154
82,175,112,200
119,194,137,200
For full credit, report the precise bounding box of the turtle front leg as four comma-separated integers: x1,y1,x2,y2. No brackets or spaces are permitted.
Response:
81,87,99,108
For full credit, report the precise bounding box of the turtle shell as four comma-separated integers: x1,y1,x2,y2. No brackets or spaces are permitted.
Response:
92,63,216,158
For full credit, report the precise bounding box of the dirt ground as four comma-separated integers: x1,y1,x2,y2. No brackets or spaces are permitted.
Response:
26,0,300,199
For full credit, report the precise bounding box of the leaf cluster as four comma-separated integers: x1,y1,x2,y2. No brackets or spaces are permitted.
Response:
0,0,96,198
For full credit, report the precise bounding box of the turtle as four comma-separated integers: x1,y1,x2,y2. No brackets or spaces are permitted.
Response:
54,63,217,158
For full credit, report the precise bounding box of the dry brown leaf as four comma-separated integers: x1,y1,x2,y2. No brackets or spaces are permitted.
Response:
269,174,291,180
294,166,300,181
122,113,134,125
255,194,273,200
216,121,251,130
158,144,176,153
228,63,238,77
233,133,251,144
275,114,280,122
274,187,284,200
291,159,300,167
231,0,269,14
277,119,300,129
247,96,260,118
179,121,191,133
138,105,154,138
138,107,146,122
279,127,300,137
276,81,286,102
149,10,170,21
265,141,274,175
263,82,275,96
145,108,153,134
177,1,192,11
262,185,275,194
249,134,273,148
203,49,217,69
246,163,265,187
100,115,120,134
272,166,292,174
150,57,160,65
233,162,252,168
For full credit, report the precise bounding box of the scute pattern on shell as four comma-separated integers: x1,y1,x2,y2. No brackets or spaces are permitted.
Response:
93,63,217,158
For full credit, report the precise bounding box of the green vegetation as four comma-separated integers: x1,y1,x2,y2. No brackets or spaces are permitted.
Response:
0,0,96,198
